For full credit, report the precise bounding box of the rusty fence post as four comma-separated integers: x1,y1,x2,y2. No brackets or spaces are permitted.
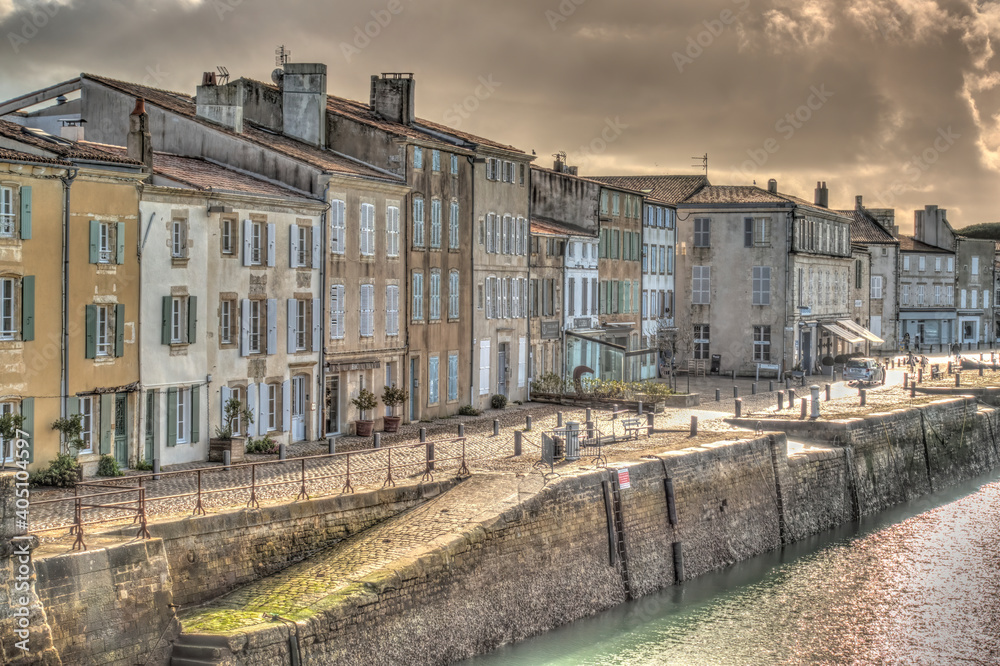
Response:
296,457,308,501
193,469,206,516
343,453,354,494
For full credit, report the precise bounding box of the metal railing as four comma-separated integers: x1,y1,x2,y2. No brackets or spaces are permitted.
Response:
29,437,469,549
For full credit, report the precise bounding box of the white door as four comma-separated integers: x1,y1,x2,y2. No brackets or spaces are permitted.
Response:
291,376,306,442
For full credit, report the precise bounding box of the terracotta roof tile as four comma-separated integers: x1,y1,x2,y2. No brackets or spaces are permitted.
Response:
0,118,141,166
835,208,899,245
898,236,953,253
681,185,790,205
0,145,71,166
588,175,709,205
530,215,596,237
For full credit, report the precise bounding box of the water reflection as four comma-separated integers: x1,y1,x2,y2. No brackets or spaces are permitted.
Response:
466,473,1000,665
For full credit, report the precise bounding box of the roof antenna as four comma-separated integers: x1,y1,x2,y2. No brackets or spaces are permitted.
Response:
691,153,708,176
216,66,229,85
275,45,292,67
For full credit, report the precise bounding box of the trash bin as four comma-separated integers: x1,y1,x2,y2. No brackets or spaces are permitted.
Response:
711,354,721,374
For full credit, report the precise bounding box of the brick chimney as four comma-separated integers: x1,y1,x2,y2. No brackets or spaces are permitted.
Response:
370,73,415,125
127,98,153,172
281,63,327,146
814,181,829,208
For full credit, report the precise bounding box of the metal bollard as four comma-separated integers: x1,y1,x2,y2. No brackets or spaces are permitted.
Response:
860,388,867,407
911,381,916,398
778,391,784,410
732,370,736,380
690,415,698,437
637,401,643,415
825,384,831,401
980,366,985,377
752,383,757,396
788,388,796,404
419,427,427,443
279,443,287,462
956,373,961,387
810,386,820,418
800,398,808,420
525,415,532,431
373,433,381,448
734,386,739,399
557,411,564,427
514,431,522,456
612,406,618,419
769,381,774,392
328,437,336,455
903,372,909,387
918,368,923,383
647,412,654,430
426,441,435,470
947,362,952,374
153,458,161,480
735,398,742,418
801,375,807,387
458,423,465,437
715,389,721,402
785,377,791,390
586,420,595,440
585,408,592,423
493,419,500,436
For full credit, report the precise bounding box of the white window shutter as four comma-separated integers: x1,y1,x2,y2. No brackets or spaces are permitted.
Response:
479,340,491,395
289,226,300,268
266,224,276,267
311,226,321,268
220,386,231,430
242,219,253,267
266,299,277,355
240,298,251,357
287,299,296,353
518,337,527,388
312,297,321,351
246,382,257,437
282,380,291,432
258,383,267,432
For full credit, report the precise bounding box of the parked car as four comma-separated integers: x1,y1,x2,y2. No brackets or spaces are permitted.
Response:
843,358,885,386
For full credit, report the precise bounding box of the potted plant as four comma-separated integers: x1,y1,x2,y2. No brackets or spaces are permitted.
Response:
789,362,804,378
381,384,408,433
210,397,254,463
351,387,379,437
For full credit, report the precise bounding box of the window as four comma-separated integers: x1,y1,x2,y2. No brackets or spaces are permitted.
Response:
330,200,346,255
220,299,233,344
449,270,459,319
612,193,620,216
855,260,863,289
948,257,954,272
99,221,112,263
221,217,234,254
694,218,711,247
412,271,424,321
432,149,441,172
360,284,374,337
664,246,671,274
266,384,278,431
96,304,113,356
451,154,459,175
330,285,345,339
612,229,620,259
871,276,884,299
692,266,711,304
918,256,926,272
291,298,308,350
249,221,262,265
0,186,13,237
413,197,425,247
247,300,261,353
79,396,93,454
973,256,980,274
935,257,942,272
360,203,375,257
413,146,423,169
428,356,439,405
386,285,399,336
753,325,771,362
176,388,188,444
600,191,608,215
972,290,979,309
385,205,400,257
172,217,187,258
230,387,243,436
903,256,910,271
0,277,16,340
449,201,460,249
935,285,942,305
447,353,458,402
171,297,185,343
430,199,442,248
693,324,710,360
902,284,909,305
642,244,649,273
917,285,925,305
430,270,441,321
520,163,525,186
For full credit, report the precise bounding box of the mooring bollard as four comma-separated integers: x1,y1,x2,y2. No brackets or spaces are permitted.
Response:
810,386,820,418
769,381,774,392
690,415,698,437
955,373,962,387
153,458,161,480
419,427,427,443
860,388,867,407
825,384,831,401
586,420,595,440
373,433,381,449
458,423,465,437
735,398,742,418
752,382,757,395
426,441,435,470
918,368,923,383
911,381,917,398
493,419,500,436
980,366,985,377
777,391,784,410
328,437,336,455
733,386,739,399
800,398,808,420
715,389,721,402
611,405,618,419
788,388,796,404
637,401,643,415
903,372,909,387
557,411,564,427
279,443,287,462
801,375,807,387
585,408,592,423
514,431,522,456
947,361,953,374
732,370,736,381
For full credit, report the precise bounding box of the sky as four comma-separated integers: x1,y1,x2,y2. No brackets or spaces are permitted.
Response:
1,0,998,232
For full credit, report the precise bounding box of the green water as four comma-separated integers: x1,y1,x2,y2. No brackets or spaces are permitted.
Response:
467,470,1000,665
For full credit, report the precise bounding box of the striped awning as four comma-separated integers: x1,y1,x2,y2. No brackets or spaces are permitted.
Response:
838,319,885,344
821,323,864,344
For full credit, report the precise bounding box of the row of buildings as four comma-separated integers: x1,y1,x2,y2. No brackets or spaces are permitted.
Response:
0,62,995,473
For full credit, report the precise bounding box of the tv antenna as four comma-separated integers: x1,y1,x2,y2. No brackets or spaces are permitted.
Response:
692,153,708,175
275,45,292,67
216,66,230,85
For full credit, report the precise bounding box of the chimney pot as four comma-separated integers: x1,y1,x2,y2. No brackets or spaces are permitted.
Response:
856,195,863,208
131,97,146,116
814,181,829,208
767,178,778,194
127,98,153,173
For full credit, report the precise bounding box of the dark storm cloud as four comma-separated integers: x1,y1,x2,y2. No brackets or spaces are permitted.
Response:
1,0,998,229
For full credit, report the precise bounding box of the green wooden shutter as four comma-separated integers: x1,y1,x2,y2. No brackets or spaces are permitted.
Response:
85,305,97,359
191,385,200,444
19,186,31,240
21,276,34,341
99,393,113,454
162,296,171,345
114,304,125,357
89,220,100,264
166,388,177,447
116,222,126,265
20,398,34,463
187,296,197,344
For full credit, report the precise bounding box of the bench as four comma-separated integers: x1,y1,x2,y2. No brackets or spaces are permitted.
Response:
621,417,651,440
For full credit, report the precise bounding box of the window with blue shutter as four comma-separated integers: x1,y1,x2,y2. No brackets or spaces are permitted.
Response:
428,356,439,405
20,276,34,341
413,197,425,247
114,304,125,357
413,146,423,169
447,353,458,402
19,186,31,239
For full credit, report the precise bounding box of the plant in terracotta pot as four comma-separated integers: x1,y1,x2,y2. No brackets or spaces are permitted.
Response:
381,384,408,433
351,388,379,437
210,397,254,463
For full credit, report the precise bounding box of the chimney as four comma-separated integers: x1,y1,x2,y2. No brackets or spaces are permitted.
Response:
767,178,778,194
567,166,578,176
370,73,415,125
127,98,153,173
814,181,829,208
281,63,327,146
59,120,84,142
201,71,217,86
554,157,565,173
196,78,244,134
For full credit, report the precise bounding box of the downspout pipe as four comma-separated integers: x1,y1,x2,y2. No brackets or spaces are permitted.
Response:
318,178,332,439
60,169,78,434
468,155,477,406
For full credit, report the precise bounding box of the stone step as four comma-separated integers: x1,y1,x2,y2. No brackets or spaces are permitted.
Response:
170,633,231,666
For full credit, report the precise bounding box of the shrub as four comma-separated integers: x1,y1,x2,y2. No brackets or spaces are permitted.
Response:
246,434,279,455
28,453,80,488
97,454,124,477
134,458,153,472
458,404,482,416
351,388,379,420
51,414,85,452
214,398,254,440
381,384,408,415
821,355,835,366
490,394,508,410
531,373,565,394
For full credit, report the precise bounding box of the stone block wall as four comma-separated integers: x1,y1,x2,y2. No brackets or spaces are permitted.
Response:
783,447,853,541
33,539,177,666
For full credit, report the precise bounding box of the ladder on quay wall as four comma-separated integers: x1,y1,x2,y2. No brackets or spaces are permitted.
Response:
610,480,633,600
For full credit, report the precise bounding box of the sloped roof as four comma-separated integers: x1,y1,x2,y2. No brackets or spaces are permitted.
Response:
681,185,790,205
0,118,142,166
81,74,403,182
530,215,596,238
898,236,953,253
836,207,899,245
588,175,709,205
86,143,310,199
530,164,607,188
0,145,71,166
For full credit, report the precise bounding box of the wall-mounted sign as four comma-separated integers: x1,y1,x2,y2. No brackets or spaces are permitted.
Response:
618,468,631,490
541,320,561,339
855,300,863,308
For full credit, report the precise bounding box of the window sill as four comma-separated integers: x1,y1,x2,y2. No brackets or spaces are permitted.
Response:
93,356,116,365
0,339,23,350
171,256,190,267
